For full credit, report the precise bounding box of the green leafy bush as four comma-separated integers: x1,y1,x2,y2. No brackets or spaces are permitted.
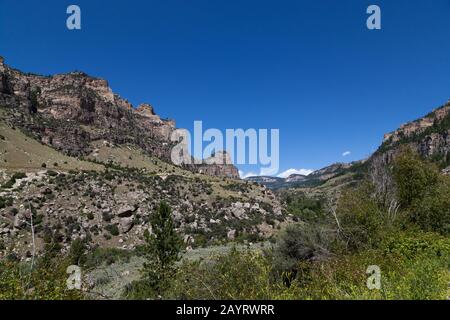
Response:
336,182,388,251
84,247,134,268
169,248,297,300
105,224,119,236
409,177,450,235
272,223,332,277
0,256,84,300
393,148,439,208
392,149,450,235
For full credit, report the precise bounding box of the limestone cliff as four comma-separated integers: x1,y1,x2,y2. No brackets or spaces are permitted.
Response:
374,102,450,172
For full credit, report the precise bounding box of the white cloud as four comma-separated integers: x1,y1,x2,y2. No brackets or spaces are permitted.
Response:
240,168,314,179
342,151,351,157
277,168,314,178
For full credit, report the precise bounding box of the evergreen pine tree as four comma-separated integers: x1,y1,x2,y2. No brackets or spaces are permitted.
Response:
141,201,181,297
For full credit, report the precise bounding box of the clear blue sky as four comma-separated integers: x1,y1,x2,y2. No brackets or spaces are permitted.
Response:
1,0,450,177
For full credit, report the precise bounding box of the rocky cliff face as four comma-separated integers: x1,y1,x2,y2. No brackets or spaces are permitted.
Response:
373,102,450,171
190,151,240,179
0,57,239,178
0,58,175,158
383,104,450,146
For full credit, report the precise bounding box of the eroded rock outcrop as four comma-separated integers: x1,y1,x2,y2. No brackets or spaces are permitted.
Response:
374,102,450,170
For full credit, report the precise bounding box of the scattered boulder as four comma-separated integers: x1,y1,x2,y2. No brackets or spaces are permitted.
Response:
119,217,134,234
227,229,236,240
117,205,136,218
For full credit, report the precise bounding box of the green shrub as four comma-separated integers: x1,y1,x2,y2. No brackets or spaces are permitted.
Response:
2,172,26,189
169,248,297,300
336,182,388,251
293,247,449,300
84,247,134,268
392,149,450,235
272,223,332,277
382,231,450,259
393,148,439,208
0,256,84,300
105,224,119,236
68,238,88,266
46,170,58,177
0,196,13,209
409,177,450,235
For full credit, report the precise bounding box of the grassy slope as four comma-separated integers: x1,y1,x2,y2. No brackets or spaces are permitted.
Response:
0,120,103,172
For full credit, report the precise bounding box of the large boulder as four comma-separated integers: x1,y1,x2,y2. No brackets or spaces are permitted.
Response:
119,217,134,234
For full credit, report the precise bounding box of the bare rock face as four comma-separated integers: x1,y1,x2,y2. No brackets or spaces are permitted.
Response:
0,60,176,159
375,102,450,167
383,104,450,145
368,102,450,194
0,57,239,179
192,151,240,179
0,57,5,73
136,103,157,119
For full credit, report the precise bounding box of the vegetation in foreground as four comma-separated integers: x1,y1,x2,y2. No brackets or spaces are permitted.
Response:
0,149,449,300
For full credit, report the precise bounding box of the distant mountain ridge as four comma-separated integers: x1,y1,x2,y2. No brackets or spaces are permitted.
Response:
248,102,450,190
246,162,363,190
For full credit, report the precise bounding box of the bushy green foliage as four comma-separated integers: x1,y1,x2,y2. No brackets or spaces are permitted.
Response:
408,176,450,235
393,148,439,208
293,243,449,300
105,224,119,236
0,196,13,209
68,238,88,266
84,247,135,268
0,255,84,300
166,230,449,300
283,193,327,223
382,230,450,262
169,248,297,300
336,182,388,251
2,172,27,189
272,223,332,277
392,148,450,235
